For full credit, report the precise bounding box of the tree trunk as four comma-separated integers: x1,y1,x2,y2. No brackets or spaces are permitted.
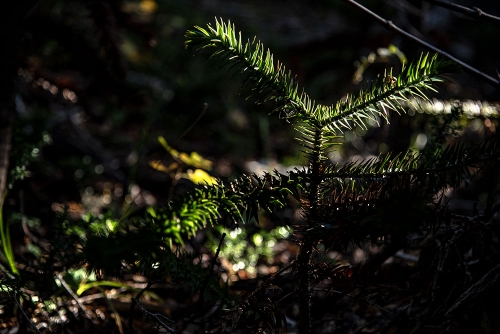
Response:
297,240,313,334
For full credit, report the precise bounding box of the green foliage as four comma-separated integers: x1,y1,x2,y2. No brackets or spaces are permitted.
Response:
3,10,499,333
185,19,455,163
183,19,500,243
1,125,52,277
148,171,302,246
182,19,500,333
151,135,217,185
40,207,232,311
0,192,18,276
182,19,472,239
207,225,291,275
320,137,500,192
137,249,231,305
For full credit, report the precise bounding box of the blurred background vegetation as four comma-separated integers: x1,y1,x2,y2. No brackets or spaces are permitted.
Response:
2,0,500,332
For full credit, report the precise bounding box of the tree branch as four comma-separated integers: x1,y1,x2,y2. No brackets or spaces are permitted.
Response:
446,263,500,317
56,273,92,320
198,232,225,306
424,0,500,25
340,0,500,88
132,297,175,333
129,280,175,333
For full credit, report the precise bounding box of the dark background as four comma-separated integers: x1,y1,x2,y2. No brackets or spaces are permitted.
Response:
2,0,500,332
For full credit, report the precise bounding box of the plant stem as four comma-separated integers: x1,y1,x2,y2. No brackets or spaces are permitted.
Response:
198,232,225,306
297,240,314,334
0,191,19,276
424,0,500,24
298,126,325,334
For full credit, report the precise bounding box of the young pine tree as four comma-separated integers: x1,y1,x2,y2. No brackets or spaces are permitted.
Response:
148,19,500,333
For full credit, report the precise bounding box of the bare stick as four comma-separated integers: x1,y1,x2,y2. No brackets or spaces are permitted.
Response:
56,273,92,320
341,0,500,88
129,280,153,333
57,292,104,306
129,280,175,333
198,232,226,306
10,292,43,334
173,103,208,146
133,297,175,333
236,260,296,312
446,263,500,317
102,290,125,334
424,0,500,24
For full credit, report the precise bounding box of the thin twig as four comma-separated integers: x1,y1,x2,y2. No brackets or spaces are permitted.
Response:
129,280,153,333
424,0,500,24
198,232,226,306
354,319,378,333
237,260,296,312
55,287,131,307
173,103,208,146
224,260,296,330
133,297,176,333
341,0,500,88
277,290,296,304
272,260,296,277
56,273,92,320
312,287,394,315
10,292,43,334
360,297,394,315
432,281,459,317
446,263,500,317
129,280,175,333
56,292,104,306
